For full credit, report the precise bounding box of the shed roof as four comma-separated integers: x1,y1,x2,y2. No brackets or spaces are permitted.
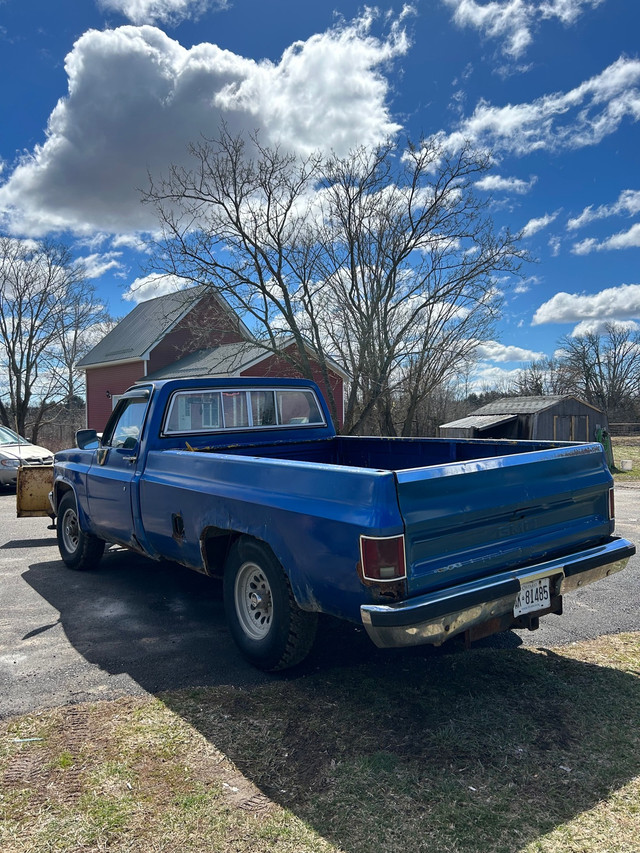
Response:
473,396,567,415
471,395,603,416
439,413,518,431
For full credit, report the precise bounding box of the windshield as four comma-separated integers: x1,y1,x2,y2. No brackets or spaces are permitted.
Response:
0,426,30,446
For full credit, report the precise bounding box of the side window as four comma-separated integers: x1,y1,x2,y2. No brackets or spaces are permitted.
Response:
103,399,148,449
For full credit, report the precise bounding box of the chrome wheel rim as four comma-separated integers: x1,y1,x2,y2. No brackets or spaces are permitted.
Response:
234,561,273,640
61,507,80,554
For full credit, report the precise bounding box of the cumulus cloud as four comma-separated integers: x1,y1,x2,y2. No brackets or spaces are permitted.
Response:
567,188,640,230
469,364,526,389
521,210,558,237
570,318,639,336
435,56,640,156
474,339,545,361
572,222,640,254
0,13,408,236
123,272,188,302
442,0,604,58
532,282,640,325
474,173,536,193
77,251,124,278
98,0,223,25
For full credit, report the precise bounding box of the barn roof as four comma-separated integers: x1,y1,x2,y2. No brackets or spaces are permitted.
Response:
143,343,270,379
77,286,252,369
142,340,351,382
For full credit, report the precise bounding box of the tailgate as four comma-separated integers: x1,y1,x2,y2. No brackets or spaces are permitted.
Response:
395,442,613,596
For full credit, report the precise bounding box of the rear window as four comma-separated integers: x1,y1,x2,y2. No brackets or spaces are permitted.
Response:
163,387,326,435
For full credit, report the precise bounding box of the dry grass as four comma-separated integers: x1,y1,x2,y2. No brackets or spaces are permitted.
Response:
611,437,640,481
2,633,640,853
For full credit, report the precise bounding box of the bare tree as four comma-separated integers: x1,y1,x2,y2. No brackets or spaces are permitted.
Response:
0,236,108,441
512,357,574,397
144,131,524,433
555,324,640,420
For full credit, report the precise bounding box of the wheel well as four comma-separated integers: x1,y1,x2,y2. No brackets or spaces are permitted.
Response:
55,482,74,510
201,528,241,579
201,530,284,580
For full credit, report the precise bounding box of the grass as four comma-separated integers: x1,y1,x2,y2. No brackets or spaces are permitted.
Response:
2,633,640,852
611,437,640,481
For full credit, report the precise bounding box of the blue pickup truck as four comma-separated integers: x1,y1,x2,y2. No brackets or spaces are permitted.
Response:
49,377,634,671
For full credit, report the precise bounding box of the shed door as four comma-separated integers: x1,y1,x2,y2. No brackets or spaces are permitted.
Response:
553,415,589,441
572,415,589,441
554,415,571,440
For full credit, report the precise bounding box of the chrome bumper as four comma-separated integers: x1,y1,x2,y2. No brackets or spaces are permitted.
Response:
360,537,635,649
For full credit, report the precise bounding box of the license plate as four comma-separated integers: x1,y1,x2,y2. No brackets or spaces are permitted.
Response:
514,578,551,617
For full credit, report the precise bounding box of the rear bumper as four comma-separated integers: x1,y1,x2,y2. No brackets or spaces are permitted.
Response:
360,536,636,648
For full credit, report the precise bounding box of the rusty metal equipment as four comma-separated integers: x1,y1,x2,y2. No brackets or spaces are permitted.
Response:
16,465,54,518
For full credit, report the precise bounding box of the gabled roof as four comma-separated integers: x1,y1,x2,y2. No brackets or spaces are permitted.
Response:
472,395,603,415
77,286,252,369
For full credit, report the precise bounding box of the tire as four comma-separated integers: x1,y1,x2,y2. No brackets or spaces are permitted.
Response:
223,537,317,672
57,491,105,571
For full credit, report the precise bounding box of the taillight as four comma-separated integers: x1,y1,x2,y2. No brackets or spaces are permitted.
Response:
360,534,406,582
609,487,615,524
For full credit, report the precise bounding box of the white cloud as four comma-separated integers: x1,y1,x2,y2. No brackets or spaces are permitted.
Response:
443,0,533,59
548,235,561,255
570,318,639,336
77,252,123,278
442,0,604,58
568,189,640,230
469,364,526,388
98,0,224,26
112,233,151,252
522,210,559,237
474,339,545,361
539,0,604,24
474,173,536,193
532,282,640,325
572,222,640,254
435,56,640,156
123,272,188,302
0,13,408,236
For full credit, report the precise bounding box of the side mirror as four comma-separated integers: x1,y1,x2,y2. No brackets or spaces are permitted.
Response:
76,428,100,450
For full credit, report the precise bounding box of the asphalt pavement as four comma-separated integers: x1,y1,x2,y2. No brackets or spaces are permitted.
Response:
1,485,638,719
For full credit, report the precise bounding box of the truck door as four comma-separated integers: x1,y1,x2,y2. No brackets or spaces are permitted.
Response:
86,390,150,546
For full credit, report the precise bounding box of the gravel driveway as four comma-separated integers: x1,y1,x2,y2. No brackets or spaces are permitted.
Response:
1,485,638,719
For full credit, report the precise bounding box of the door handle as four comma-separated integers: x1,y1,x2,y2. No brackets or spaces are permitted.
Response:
122,456,137,465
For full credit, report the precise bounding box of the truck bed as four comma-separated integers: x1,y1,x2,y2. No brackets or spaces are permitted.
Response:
195,434,574,469
140,434,615,617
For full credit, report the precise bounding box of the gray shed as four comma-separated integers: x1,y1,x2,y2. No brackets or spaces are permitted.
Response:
439,396,607,441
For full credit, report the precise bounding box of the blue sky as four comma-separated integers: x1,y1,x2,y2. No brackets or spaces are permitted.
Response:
1,0,639,387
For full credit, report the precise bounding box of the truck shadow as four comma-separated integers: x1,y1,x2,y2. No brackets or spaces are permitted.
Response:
22,552,640,852
22,549,489,693
158,647,640,853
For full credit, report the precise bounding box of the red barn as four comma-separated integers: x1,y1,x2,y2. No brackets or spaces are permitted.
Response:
78,287,347,430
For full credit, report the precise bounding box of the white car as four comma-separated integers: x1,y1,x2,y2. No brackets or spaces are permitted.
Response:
0,426,54,487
